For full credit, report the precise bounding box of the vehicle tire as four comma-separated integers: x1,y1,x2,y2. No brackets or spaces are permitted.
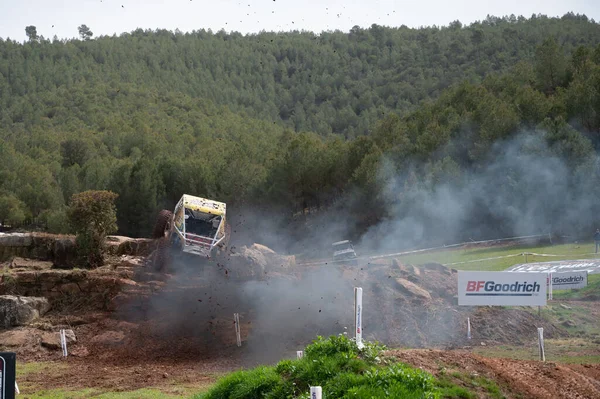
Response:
152,210,173,239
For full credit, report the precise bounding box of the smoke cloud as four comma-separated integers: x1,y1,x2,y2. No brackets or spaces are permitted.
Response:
359,132,600,253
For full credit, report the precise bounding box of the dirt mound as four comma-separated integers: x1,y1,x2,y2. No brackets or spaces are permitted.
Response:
387,349,600,399
353,259,568,348
224,243,296,280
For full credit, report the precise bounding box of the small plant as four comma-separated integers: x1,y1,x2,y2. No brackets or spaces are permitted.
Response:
67,190,118,268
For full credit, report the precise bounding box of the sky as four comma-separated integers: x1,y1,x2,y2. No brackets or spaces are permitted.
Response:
0,0,599,42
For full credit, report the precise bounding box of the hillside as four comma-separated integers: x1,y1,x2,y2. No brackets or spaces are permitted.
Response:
1,13,599,137
1,13,600,248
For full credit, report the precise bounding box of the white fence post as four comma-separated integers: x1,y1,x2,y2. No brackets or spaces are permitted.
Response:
234,313,241,347
467,317,471,340
310,386,322,399
548,273,553,300
60,329,68,357
537,327,545,362
354,287,364,349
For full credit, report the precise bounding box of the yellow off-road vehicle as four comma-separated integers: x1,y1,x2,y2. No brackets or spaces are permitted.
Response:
152,194,231,270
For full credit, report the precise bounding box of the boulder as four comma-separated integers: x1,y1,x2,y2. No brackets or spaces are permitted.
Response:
0,329,30,346
40,329,76,350
394,278,432,301
0,295,50,328
229,244,296,278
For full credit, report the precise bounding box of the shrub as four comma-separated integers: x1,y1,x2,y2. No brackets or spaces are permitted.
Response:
67,190,118,268
195,334,441,399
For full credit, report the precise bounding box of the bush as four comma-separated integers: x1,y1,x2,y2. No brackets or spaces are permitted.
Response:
195,335,440,399
67,190,118,268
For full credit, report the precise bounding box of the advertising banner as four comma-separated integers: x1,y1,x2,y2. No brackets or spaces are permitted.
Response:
549,271,588,290
458,271,547,306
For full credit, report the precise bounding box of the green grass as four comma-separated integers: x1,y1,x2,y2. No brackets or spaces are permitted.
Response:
16,361,68,378
14,361,213,398
553,274,600,300
391,241,600,271
535,302,600,336
473,338,600,364
435,370,507,399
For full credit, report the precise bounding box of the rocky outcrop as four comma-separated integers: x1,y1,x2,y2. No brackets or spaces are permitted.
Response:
0,295,50,329
0,233,155,267
0,268,139,310
0,233,76,266
227,243,296,280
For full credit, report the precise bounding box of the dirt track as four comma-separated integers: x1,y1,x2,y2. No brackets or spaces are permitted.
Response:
389,349,600,399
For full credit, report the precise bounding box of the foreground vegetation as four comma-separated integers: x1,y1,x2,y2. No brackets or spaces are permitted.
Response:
195,335,464,399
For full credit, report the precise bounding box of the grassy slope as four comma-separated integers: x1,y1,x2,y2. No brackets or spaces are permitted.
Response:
394,240,600,296
395,241,600,271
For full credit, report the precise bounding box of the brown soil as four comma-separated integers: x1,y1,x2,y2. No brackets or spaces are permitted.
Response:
388,348,600,399
0,234,597,396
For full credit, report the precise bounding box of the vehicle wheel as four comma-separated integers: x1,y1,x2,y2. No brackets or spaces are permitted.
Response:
152,210,173,239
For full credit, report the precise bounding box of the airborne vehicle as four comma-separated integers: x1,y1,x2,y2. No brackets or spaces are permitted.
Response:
332,240,358,265
152,194,231,270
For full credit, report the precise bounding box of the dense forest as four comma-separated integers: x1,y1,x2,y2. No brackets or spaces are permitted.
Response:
1,13,600,250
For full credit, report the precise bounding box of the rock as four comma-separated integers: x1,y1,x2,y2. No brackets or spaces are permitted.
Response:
40,329,76,350
394,278,432,301
91,330,125,345
0,295,50,328
559,304,572,310
70,346,90,357
250,243,276,255
9,257,53,270
58,283,81,295
561,320,576,328
51,238,77,268
0,329,30,346
480,342,487,346
0,234,33,248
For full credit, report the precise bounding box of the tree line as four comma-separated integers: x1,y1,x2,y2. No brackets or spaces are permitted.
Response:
1,13,599,245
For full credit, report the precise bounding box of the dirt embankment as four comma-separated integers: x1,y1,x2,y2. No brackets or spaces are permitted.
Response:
0,232,596,396
388,349,600,399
